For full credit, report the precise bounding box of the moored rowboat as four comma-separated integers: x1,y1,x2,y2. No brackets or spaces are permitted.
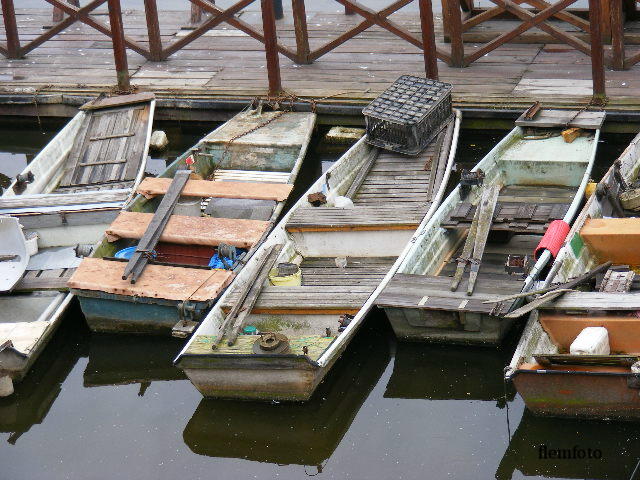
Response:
174,109,461,401
506,130,640,420
69,108,316,337
376,109,604,346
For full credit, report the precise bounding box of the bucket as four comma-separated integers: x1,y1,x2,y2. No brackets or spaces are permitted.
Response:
269,263,302,286
173,196,202,217
115,246,156,260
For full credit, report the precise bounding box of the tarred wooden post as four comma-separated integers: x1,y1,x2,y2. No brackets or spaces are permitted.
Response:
261,0,283,95
588,0,606,101
144,0,163,61
107,0,131,91
53,0,79,23
1,0,21,58
191,4,203,24
291,0,311,64
419,0,439,79
273,0,284,20
610,0,625,70
443,0,464,67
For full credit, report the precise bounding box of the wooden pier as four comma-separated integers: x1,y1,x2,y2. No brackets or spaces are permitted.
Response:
2,1,640,115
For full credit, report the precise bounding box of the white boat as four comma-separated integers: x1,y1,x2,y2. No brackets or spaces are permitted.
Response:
174,109,461,401
0,93,156,395
376,109,604,346
506,130,640,420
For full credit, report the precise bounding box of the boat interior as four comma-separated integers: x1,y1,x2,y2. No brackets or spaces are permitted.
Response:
377,125,596,341
512,134,640,375
182,116,456,359
68,111,314,333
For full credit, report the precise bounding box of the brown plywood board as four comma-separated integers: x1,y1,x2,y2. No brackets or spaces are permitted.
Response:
105,211,269,248
68,257,234,302
137,177,293,202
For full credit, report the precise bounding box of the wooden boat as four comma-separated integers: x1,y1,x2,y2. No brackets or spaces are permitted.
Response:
0,93,156,395
506,131,640,420
174,110,461,401
376,109,604,346
183,318,390,468
69,109,316,337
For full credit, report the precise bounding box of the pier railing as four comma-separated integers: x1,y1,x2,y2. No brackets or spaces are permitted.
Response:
1,0,637,101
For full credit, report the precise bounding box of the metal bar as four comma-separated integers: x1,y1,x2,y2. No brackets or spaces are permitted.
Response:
261,0,283,95
610,0,626,70
122,169,191,283
1,0,21,59
589,0,607,100
444,0,464,66
144,0,163,61
107,0,131,91
419,0,439,79
291,0,311,63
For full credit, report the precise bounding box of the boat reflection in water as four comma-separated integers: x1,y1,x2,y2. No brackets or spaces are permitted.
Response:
0,308,86,444
496,411,640,480
384,342,515,406
83,334,186,394
182,317,391,470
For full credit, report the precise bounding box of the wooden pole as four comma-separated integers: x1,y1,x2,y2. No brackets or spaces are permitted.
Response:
588,0,606,101
419,0,439,79
107,0,131,91
610,0,626,70
444,0,464,67
143,0,163,61
291,0,311,64
261,0,282,95
1,0,21,59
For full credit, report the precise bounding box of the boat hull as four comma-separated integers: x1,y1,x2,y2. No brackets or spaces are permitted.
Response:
77,292,211,336
180,356,324,401
383,306,518,346
512,370,640,420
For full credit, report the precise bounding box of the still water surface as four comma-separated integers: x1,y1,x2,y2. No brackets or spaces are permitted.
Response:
0,117,638,480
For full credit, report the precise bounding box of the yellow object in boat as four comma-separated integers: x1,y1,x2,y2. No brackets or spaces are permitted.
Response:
585,181,597,199
269,265,302,286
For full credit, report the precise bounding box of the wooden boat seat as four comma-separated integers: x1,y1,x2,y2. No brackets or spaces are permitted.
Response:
68,257,234,302
221,285,374,315
211,169,290,183
533,353,639,367
105,211,269,248
137,177,293,202
286,205,427,232
539,313,640,354
376,273,522,314
580,218,640,265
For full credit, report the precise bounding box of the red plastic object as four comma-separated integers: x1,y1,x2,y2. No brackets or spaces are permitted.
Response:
534,220,570,260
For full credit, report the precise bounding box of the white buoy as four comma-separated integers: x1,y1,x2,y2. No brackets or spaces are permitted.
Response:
149,130,169,152
0,375,14,397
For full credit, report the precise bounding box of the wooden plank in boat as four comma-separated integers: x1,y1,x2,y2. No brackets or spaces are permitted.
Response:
13,268,74,292
533,354,639,367
212,170,290,183
80,92,155,110
58,103,151,188
68,257,234,302
286,205,427,231
0,190,129,210
105,211,269,249
137,177,293,201
515,109,605,129
376,273,521,314
538,292,640,311
221,285,373,313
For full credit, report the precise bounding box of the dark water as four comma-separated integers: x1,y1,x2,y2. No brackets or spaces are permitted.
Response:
0,118,639,480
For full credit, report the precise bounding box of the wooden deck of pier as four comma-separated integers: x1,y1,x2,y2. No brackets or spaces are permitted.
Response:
2,7,640,111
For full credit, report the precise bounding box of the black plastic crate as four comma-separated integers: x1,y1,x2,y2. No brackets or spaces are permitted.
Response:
362,75,453,155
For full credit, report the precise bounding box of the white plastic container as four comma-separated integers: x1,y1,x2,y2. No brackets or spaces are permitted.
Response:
173,196,202,217
334,196,354,208
569,327,610,355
